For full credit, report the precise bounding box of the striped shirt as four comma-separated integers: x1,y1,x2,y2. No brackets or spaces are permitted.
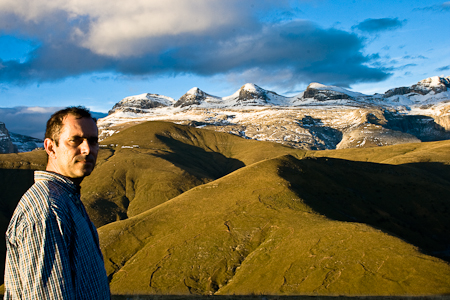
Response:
4,171,111,300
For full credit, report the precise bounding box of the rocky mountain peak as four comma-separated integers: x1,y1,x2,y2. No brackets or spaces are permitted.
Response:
99,74,450,151
302,83,354,101
412,76,450,94
108,93,175,114
236,83,269,103
385,76,450,97
186,87,203,96
174,87,216,108
0,122,17,154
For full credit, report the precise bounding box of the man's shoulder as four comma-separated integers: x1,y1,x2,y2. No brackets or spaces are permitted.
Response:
11,173,74,221
6,182,50,242
10,181,53,223
6,178,73,242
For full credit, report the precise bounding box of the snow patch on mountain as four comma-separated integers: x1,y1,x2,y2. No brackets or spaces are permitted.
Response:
109,93,175,114
9,133,44,152
98,76,450,149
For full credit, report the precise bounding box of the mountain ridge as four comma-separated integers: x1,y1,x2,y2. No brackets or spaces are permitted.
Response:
98,75,450,150
107,76,450,110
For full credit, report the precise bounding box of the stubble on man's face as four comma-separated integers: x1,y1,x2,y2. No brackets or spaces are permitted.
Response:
46,115,99,183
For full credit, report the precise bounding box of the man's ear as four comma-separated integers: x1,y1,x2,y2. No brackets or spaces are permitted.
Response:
44,138,56,158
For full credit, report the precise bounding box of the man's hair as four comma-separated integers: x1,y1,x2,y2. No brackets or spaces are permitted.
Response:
45,106,96,146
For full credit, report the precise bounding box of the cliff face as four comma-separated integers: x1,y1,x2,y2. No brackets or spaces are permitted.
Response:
302,83,353,101
385,76,450,97
108,93,175,114
0,122,17,154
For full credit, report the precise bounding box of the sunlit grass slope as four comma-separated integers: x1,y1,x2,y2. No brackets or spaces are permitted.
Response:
1,121,450,295
308,139,450,164
83,121,300,226
98,154,450,295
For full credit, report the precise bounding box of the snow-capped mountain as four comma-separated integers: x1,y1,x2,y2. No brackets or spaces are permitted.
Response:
109,93,175,114
223,83,291,106
174,87,222,108
170,84,291,108
98,76,450,150
386,76,450,97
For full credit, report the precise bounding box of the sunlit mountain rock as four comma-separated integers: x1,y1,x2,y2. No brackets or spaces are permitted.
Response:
98,76,450,149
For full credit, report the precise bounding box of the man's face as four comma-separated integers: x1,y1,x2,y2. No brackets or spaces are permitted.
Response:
45,115,99,182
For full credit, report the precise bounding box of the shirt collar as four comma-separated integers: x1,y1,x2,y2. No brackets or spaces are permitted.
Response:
34,170,80,194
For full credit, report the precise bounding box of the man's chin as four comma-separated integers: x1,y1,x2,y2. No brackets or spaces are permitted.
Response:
76,161,95,173
72,166,94,179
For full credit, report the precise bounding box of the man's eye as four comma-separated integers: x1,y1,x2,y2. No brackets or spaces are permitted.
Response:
69,138,82,144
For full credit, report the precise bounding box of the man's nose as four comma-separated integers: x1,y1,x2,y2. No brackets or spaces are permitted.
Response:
80,139,91,154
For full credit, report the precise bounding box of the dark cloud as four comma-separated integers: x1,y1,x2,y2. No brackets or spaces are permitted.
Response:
354,18,405,33
0,107,107,138
0,13,390,88
436,65,450,72
0,107,60,138
0,43,113,84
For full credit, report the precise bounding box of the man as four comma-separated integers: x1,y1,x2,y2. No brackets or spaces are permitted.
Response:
4,107,111,299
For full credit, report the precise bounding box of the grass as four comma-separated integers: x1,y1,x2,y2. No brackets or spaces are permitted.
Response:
98,154,450,295
1,121,450,295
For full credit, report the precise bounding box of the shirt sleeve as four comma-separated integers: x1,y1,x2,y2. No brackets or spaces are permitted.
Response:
7,213,76,300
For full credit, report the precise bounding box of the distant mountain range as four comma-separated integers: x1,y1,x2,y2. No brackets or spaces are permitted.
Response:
107,76,450,111
99,76,450,150
1,76,449,153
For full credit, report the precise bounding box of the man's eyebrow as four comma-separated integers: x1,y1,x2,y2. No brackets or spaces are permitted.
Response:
69,135,98,140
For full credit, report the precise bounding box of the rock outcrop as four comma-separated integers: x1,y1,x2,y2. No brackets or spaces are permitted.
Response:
0,122,17,154
302,83,353,101
385,76,450,97
108,93,175,114
174,88,219,108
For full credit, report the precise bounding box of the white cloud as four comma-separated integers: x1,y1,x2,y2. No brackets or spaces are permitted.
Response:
1,0,283,57
83,1,246,56
0,0,390,87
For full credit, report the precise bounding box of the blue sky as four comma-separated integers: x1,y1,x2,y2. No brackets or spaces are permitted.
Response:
0,0,449,137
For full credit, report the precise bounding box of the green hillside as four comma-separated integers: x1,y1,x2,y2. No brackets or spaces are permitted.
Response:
83,121,299,226
98,155,450,295
1,121,449,295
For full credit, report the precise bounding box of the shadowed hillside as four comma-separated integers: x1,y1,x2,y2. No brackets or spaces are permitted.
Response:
0,121,449,295
99,154,450,295
83,121,298,226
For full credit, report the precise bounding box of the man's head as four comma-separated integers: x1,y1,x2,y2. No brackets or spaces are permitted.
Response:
44,106,99,185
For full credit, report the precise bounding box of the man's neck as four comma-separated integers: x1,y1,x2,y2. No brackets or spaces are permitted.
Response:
45,168,84,189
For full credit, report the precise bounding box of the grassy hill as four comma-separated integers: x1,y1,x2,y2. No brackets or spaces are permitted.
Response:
0,121,449,295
